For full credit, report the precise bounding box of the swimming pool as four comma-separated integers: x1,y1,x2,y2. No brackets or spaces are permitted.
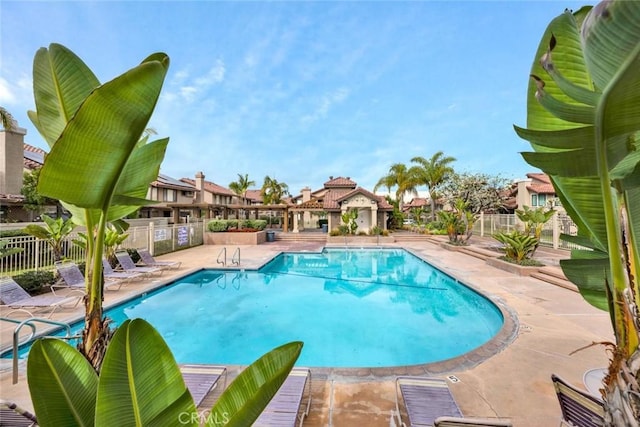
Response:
5,248,504,368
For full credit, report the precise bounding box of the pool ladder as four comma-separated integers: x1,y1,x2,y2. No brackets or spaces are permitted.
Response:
0,316,78,384
216,247,241,267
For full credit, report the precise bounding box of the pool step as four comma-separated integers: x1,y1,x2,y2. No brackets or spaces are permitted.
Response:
274,233,327,242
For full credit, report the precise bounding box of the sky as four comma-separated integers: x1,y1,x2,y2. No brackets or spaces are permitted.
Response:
1,0,590,197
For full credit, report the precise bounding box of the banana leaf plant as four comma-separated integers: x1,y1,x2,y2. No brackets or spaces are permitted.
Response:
27,43,303,425
24,214,76,262
514,2,640,424
29,43,170,366
27,319,302,427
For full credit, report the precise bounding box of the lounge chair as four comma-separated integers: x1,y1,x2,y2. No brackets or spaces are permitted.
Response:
180,364,227,407
0,399,38,426
551,374,604,427
115,251,163,277
53,261,124,295
102,259,144,282
0,276,82,318
394,376,463,427
253,367,312,427
434,416,513,426
137,249,181,270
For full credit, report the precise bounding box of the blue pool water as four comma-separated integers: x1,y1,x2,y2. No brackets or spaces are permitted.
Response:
5,248,503,368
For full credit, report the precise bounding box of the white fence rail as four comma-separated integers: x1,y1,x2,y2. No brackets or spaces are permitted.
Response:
473,212,582,251
0,221,205,275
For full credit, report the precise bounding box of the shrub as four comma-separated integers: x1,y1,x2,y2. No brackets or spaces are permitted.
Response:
357,231,367,236
370,225,383,236
0,229,30,238
493,231,539,263
253,220,267,230
13,270,56,295
329,228,342,236
207,220,229,232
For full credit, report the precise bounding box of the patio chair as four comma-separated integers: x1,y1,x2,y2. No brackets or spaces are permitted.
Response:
115,251,163,277
253,367,312,427
0,276,82,318
393,376,463,427
434,416,513,426
102,259,144,282
137,249,181,270
53,261,124,295
551,374,604,427
0,399,38,426
180,364,227,407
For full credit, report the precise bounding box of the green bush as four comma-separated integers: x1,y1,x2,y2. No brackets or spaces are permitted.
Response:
13,270,56,295
370,225,383,236
207,220,229,232
329,228,342,236
0,229,29,238
253,220,267,230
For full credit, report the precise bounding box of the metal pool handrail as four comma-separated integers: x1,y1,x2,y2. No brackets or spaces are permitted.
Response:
5,317,74,384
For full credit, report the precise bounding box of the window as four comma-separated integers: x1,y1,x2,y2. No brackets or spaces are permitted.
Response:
163,189,176,202
531,194,538,206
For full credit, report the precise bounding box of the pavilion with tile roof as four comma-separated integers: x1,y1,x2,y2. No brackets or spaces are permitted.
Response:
290,176,393,233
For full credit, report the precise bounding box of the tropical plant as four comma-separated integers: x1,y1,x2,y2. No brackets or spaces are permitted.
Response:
514,2,640,423
261,176,289,204
493,231,539,264
341,208,359,234
24,214,76,262
410,152,456,221
373,163,418,211
29,44,169,367
516,205,555,257
229,173,255,201
0,240,23,259
437,199,475,245
409,207,426,226
27,319,302,427
28,43,301,426
0,106,16,130
21,168,62,218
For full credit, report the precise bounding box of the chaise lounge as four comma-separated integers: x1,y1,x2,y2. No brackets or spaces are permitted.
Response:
115,251,163,277
137,249,181,270
551,374,604,427
253,367,312,427
180,364,228,407
393,376,511,427
54,261,125,294
0,276,82,318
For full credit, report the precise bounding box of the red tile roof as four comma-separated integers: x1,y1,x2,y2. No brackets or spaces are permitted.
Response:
181,178,235,196
323,176,357,189
23,143,46,169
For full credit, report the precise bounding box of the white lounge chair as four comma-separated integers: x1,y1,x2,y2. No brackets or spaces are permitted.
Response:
137,249,181,270
0,276,82,318
115,251,162,277
54,261,125,294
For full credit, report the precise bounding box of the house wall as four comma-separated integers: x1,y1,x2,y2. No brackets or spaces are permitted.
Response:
0,127,26,195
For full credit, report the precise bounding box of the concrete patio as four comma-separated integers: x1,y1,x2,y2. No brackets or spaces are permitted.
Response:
1,237,613,426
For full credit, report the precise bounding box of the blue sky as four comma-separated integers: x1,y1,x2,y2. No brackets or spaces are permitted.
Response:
1,1,588,196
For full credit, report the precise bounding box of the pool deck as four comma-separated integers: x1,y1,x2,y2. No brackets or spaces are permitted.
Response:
0,237,613,426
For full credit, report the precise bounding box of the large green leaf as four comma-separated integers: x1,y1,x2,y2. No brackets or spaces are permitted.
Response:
37,54,169,209
95,319,197,427
27,338,99,427
28,43,99,148
208,341,303,427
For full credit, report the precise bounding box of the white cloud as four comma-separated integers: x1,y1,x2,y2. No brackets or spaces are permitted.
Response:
0,77,17,104
195,59,225,86
301,87,350,125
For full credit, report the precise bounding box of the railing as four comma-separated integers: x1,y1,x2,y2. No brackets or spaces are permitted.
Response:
231,248,241,266
0,220,205,275
472,212,584,251
217,247,226,266
2,317,76,384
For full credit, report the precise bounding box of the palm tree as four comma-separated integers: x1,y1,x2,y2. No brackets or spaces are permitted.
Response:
228,173,255,202
261,176,290,204
410,151,456,221
373,163,418,211
0,106,16,130
229,173,255,221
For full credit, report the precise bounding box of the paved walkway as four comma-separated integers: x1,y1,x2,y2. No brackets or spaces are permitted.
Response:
1,238,613,426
